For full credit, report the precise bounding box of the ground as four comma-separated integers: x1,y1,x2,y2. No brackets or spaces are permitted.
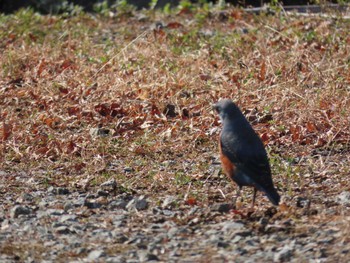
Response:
0,3,350,262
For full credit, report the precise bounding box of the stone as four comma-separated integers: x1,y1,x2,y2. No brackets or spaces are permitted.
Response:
46,209,65,216
10,205,31,218
336,191,350,206
138,251,159,262
100,179,117,190
59,215,77,223
97,190,109,197
87,250,105,260
57,187,69,195
55,226,71,235
16,193,34,203
109,199,128,210
211,203,233,213
135,198,148,211
162,196,177,208
295,196,310,208
114,233,128,243
48,186,69,195
63,202,74,212
84,199,102,209
124,167,134,173
274,244,294,262
222,222,245,232
127,196,148,211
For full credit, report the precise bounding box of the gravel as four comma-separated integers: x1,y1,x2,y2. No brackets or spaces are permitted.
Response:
1,185,349,262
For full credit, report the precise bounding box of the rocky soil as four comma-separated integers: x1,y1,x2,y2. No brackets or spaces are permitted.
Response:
1,171,350,263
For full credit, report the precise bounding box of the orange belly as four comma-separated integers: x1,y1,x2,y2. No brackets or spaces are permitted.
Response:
219,138,236,180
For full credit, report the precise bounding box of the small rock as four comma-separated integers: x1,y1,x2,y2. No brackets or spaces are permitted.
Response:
231,235,242,244
101,178,117,189
167,227,179,238
127,196,148,211
162,210,174,216
189,217,200,226
138,251,159,262
16,193,34,203
217,241,229,248
109,199,128,210
162,196,177,209
222,221,245,232
63,202,74,212
187,207,199,216
46,209,65,216
89,128,110,137
152,207,162,215
48,186,69,195
97,190,109,197
114,233,128,243
38,200,48,208
106,256,127,263
336,191,350,206
10,205,31,218
111,215,127,227
59,215,77,223
57,187,69,195
84,199,103,209
124,167,134,173
211,203,233,213
135,199,148,210
55,226,71,235
87,250,105,260
295,196,310,208
274,244,294,262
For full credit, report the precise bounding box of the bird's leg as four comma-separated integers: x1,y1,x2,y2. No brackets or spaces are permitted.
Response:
239,186,243,202
234,186,242,209
251,188,257,209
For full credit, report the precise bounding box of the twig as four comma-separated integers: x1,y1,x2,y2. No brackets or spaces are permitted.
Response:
184,182,192,201
218,188,226,199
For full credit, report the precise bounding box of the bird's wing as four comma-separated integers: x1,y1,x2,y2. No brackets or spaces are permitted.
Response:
220,131,273,189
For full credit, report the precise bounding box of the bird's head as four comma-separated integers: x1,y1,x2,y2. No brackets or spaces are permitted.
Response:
213,99,242,122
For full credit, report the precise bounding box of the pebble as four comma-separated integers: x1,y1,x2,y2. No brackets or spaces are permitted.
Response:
55,226,71,234
274,244,294,262
210,203,233,213
87,250,105,260
100,179,117,190
84,199,103,209
109,199,128,210
336,191,350,206
222,221,245,232
2,187,348,262
63,202,74,211
162,196,177,208
124,167,134,173
59,215,77,223
126,196,148,211
16,193,34,203
48,186,69,195
138,251,159,262
97,190,109,197
10,205,31,218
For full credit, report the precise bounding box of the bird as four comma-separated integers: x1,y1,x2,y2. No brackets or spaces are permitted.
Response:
213,99,280,207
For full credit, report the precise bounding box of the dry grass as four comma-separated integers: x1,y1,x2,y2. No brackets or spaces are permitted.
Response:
1,6,350,242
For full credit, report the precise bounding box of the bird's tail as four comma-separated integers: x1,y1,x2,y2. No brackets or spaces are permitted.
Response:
263,187,280,206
